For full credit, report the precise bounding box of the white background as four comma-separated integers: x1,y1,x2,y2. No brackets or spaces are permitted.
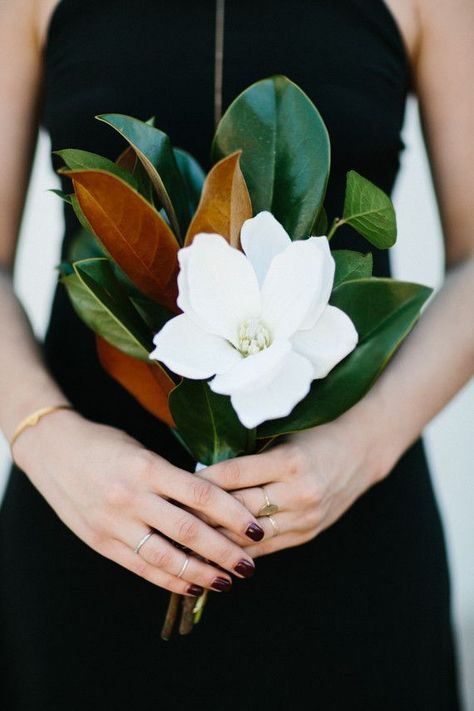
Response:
1,98,473,707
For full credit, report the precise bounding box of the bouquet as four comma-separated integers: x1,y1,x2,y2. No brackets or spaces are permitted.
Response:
52,75,432,638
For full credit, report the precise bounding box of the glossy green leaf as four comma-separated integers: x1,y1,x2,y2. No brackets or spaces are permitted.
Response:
311,206,328,236
169,379,256,465
212,75,330,239
56,149,137,189
341,170,396,248
61,257,153,360
257,279,432,437
332,250,373,288
174,147,206,215
96,113,191,240
130,296,174,334
329,278,428,339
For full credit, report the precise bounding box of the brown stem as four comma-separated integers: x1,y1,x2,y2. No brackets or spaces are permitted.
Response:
161,592,181,641
179,595,196,635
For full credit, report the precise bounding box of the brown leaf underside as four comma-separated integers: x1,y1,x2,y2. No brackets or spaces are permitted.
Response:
68,170,180,312
185,151,252,248
96,335,175,428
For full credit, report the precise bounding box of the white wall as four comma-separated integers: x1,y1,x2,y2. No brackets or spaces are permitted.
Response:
1,98,473,707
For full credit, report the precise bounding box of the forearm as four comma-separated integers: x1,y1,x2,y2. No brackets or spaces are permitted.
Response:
350,254,474,477
0,268,70,443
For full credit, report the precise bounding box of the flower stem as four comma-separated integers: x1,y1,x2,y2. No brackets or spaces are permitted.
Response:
327,217,344,241
179,595,196,635
161,592,181,640
193,589,209,624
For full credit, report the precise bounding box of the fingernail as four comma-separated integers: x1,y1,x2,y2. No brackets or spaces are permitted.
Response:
234,559,255,578
211,576,232,592
187,584,204,596
245,522,264,541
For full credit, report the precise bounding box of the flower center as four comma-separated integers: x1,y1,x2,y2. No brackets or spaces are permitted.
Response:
237,319,272,357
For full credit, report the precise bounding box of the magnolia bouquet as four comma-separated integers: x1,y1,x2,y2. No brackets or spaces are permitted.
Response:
53,76,431,638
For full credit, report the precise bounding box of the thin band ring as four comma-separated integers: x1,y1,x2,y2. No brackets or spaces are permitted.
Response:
134,530,154,555
268,515,280,537
176,553,190,579
257,486,279,517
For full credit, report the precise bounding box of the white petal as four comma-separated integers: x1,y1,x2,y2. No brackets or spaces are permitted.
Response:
299,237,335,330
210,340,291,395
229,351,314,428
149,313,242,379
240,211,291,285
291,305,358,378
260,236,335,340
180,233,261,345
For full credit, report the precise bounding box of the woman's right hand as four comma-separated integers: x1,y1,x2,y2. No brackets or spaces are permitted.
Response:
12,408,262,597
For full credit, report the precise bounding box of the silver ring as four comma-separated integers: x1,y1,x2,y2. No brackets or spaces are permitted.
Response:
268,515,280,537
134,530,154,555
176,553,190,579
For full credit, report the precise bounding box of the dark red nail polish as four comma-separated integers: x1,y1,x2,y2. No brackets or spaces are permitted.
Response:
187,584,204,596
245,522,264,541
234,559,255,578
211,576,232,592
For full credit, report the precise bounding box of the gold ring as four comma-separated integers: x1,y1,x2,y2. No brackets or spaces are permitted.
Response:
177,554,190,579
257,486,279,517
268,515,280,537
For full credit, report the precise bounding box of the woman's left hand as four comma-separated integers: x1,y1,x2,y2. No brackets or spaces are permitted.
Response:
195,405,392,558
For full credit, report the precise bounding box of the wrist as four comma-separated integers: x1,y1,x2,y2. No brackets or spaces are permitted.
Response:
337,389,404,485
12,406,84,472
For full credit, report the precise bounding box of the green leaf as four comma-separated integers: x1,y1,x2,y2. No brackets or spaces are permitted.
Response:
257,279,432,438
212,75,330,239
169,379,256,465
173,147,206,215
55,149,137,189
48,188,72,204
61,257,153,360
130,296,173,334
68,227,105,262
96,114,191,240
330,278,427,340
341,170,396,248
311,206,328,236
332,250,373,288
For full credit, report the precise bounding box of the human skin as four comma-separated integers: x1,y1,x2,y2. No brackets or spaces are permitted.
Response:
0,0,473,585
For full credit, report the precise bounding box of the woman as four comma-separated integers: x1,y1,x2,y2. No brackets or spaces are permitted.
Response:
0,0,472,708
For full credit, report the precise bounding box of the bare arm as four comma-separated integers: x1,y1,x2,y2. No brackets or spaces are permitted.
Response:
366,0,474,472
0,0,261,593
0,0,68,440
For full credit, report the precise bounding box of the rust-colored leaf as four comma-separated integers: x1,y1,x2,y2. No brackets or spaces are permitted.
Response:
96,335,176,428
60,168,180,312
116,145,137,172
185,151,252,248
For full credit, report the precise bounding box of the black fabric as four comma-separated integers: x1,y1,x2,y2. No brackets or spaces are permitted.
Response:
1,1,461,708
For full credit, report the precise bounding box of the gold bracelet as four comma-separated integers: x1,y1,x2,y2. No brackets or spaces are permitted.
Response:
9,404,75,455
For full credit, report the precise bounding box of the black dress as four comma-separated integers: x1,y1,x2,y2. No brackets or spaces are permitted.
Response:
0,1,461,709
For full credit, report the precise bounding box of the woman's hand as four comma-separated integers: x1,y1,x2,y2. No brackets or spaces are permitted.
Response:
13,408,263,595
195,404,390,558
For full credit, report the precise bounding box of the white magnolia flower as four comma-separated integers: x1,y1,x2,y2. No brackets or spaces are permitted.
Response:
149,211,358,428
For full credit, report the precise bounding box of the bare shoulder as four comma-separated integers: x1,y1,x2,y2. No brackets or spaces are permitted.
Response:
34,0,63,53
382,0,421,66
